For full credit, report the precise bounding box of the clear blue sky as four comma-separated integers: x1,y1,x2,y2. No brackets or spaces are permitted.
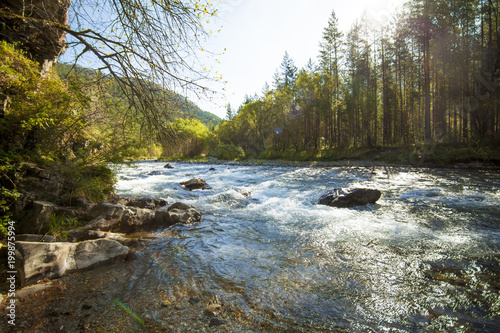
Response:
196,0,408,119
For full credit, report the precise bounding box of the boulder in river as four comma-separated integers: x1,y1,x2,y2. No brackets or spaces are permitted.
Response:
319,188,382,208
180,178,212,190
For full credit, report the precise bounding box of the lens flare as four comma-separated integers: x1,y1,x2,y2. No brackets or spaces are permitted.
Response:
112,299,144,326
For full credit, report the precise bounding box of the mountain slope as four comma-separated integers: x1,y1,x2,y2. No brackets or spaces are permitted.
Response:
55,63,221,127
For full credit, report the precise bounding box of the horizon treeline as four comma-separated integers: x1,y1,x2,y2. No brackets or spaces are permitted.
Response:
217,0,500,156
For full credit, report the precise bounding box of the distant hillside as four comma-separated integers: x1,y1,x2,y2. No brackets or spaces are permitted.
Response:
55,63,221,127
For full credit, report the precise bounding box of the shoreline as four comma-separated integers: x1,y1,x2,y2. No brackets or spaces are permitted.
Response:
151,157,500,171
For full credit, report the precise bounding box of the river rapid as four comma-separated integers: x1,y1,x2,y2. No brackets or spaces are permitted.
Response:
113,161,500,332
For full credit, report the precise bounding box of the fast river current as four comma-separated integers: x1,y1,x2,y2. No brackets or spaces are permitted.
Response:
113,161,500,332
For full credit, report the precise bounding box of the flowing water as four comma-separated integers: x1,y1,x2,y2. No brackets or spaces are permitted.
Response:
113,161,500,332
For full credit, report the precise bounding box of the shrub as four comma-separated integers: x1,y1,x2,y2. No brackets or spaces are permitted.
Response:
62,163,116,203
215,143,245,160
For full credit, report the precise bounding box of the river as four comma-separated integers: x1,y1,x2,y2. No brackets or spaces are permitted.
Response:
113,161,500,332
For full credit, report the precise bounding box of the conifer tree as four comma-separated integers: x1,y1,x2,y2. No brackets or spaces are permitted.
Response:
274,51,298,90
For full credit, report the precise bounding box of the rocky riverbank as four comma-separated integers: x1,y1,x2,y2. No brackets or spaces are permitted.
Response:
0,161,212,331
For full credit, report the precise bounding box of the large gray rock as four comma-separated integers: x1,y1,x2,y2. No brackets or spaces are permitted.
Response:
74,239,129,270
84,202,128,231
16,241,75,283
16,239,129,284
118,207,156,233
319,188,382,208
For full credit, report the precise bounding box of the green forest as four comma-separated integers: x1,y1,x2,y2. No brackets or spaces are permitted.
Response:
217,0,500,163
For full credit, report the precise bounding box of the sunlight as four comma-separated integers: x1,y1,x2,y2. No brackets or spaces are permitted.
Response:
359,0,409,23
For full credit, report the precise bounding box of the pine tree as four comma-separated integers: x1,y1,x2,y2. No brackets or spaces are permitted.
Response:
319,10,344,147
226,103,233,120
274,51,298,90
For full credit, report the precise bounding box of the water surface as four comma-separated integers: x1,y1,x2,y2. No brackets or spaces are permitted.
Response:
114,162,500,332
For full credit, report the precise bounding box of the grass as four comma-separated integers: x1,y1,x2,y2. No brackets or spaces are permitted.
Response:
49,213,81,237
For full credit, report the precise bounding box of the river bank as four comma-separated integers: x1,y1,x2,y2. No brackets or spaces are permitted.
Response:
162,157,500,171
154,140,500,170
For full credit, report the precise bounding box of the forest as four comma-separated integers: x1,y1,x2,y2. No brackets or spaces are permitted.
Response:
216,0,500,162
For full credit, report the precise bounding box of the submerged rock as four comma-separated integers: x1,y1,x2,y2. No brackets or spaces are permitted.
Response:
180,178,212,190
319,188,382,208
205,296,223,316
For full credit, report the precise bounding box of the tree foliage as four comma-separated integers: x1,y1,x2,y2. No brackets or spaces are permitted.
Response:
165,118,216,158
0,41,115,231
217,1,500,161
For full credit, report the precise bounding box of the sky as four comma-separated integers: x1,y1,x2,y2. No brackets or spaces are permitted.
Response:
195,0,408,119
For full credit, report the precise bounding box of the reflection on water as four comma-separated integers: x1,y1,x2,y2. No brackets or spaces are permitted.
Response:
114,162,500,331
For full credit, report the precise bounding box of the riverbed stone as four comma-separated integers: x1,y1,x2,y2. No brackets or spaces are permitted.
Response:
319,188,382,208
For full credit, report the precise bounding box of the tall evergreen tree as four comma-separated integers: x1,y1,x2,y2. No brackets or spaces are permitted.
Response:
226,103,234,121
319,10,344,147
274,51,298,90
